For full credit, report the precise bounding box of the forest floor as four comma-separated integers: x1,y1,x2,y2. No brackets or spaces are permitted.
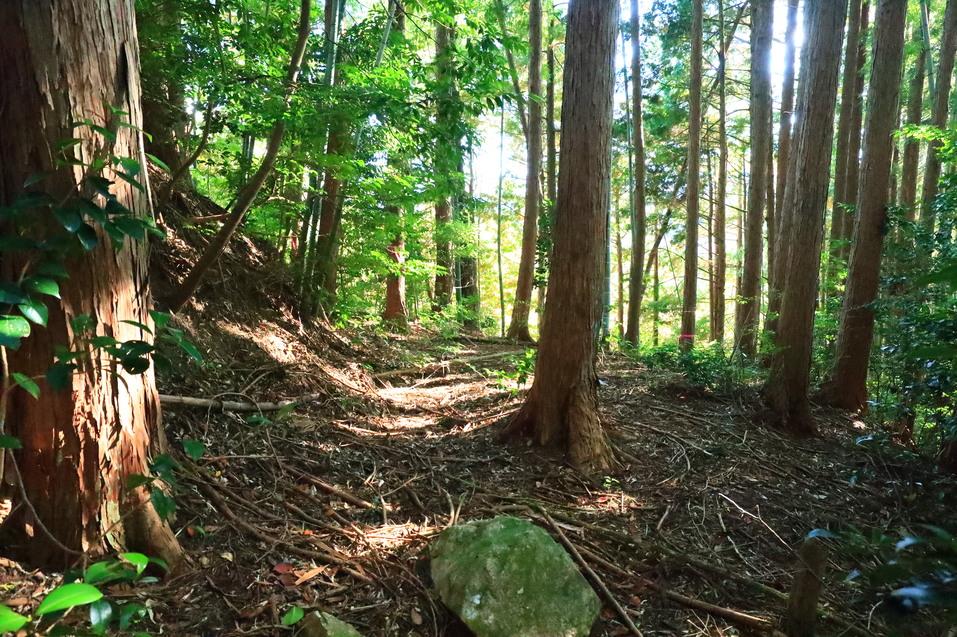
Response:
2,187,955,636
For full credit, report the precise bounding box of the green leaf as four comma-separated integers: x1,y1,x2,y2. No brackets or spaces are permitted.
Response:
181,439,206,460
145,153,171,173
46,362,75,391
281,606,305,626
178,339,203,363
24,277,60,299
11,372,40,399
77,223,99,250
120,320,153,335
118,602,146,630
89,599,113,635
35,261,69,279
120,552,150,575
149,311,171,330
84,560,137,585
71,314,94,334
0,314,31,348
0,605,29,633
54,206,84,232
117,157,142,177
150,489,176,520
0,435,22,449
0,283,26,304
19,298,49,326
125,473,154,490
36,582,103,616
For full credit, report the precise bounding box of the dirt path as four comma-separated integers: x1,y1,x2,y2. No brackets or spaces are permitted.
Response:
3,336,953,635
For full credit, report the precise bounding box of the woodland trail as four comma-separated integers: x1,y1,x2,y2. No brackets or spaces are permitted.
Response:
5,333,950,635
132,333,951,636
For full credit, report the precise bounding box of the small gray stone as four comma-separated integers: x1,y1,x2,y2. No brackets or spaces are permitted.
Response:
431,516,600,637
296,611,363,637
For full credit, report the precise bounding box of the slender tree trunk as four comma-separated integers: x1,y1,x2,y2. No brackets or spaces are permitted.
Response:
507,0,542,342
899,27,926,215
615,182,625,341
383,3,409,326
765,0,848,435
735,0,772,358
679,0,703,351
433,23,456,310
624,0,648,344
504,0,618,473
460,149,480,328
496,108,507,338
711,0,728,345
919,0,957,230
167,0,312,312
823,0,907,412
826,0,865,292
836,1,871,266
0,0,182,568
541,4,558,317
652,246,660,347
708,151,717,341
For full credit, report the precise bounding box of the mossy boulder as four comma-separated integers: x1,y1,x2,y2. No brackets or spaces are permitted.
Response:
430,516,600,637
296,611,363,637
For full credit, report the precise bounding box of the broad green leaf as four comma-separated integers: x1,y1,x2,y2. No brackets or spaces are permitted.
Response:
77,223,99,250
24,277,60,299
281,606,305,626
120,552,149,575
118,602,146,630
0,314,31,348
89,599,112,635
11,372,40,399
0,283,26,304
36,582,103,616
150,489,176,520
18,298,49,326
0,435,22,449
35,260,69,279
181,439,206,460
0,605,29,632
54,206,84,232
145,153,170,172
46,362,75,391
125,473,154,490
84,559,136,585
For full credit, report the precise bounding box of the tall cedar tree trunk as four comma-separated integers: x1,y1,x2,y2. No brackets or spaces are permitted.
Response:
0,0,182,567
507,0,543,341
504,0,617,472
624,0,648,344
711,0,727,344
899,28,926,216
543,4,558,311
765,0,848,435
383,39,409,334
919,0,957,230
836,1,870,268
679,0,703,350
433,23,456,310
766,0,800,336
167,0,312,312
829,0,864,284
735,0,772,358
823,0,907,412
460,151,480,328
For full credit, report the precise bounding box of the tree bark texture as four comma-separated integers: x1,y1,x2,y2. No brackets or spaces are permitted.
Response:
735,0,772,358
507,0,543,342
825,0,907,412
624,0,648,345
504,0,617,473
679,0,704,351
765,0,848,435
0,0,182,567
899,28,926,215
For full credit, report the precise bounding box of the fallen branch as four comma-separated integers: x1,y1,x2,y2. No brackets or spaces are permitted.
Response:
373,350,524,380
538,508,643,637
185,213,232,225
159,392,326,412
295,472,374,510
195,481,372,583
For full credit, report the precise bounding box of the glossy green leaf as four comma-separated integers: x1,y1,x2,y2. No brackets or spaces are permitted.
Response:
0,605,29,633
24,277,60,299
0,435,22,449
18,298,49,326
89,599,113,635
182,439,206,460
36,582,103,616
281,606,305,626
11,372,40,399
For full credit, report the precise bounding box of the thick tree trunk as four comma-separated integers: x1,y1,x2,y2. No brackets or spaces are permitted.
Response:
507,0,542,342
734,0,772,359
679,0,704,351
0,0,182,568
504,0,617,473
624,0,648,345
899,28,926,215
765,0,848,435
919,0,957,230
167,0,312,312
824,0,907,412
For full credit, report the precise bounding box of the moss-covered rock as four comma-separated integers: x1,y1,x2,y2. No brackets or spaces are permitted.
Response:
430,516,600,637
296,611,363,637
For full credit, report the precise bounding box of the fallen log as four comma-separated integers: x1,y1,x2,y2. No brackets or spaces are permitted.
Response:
159,392,326,412
373,349,525,380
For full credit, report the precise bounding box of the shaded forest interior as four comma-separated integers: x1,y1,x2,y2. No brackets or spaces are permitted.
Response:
1,0,957,635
